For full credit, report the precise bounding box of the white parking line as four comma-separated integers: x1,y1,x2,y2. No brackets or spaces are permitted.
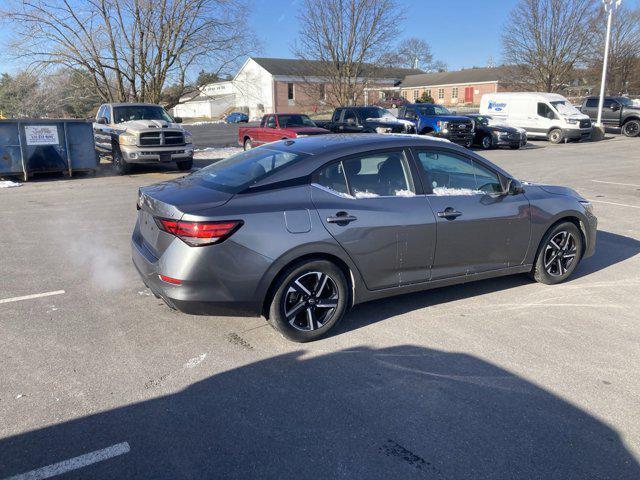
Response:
0,290,66,305
3,442,130,480
588,199,640,209
591,180,640,188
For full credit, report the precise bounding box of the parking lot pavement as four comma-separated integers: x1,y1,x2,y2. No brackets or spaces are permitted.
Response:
183,122,258,149
1,136,639,479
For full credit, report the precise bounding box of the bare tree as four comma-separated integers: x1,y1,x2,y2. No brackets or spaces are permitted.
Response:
293,0,402,106
588,4,640,95
379,37,444,72
1,0,255,107
502,0,598,92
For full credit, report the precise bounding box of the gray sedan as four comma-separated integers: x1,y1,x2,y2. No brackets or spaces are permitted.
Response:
132,134,597,342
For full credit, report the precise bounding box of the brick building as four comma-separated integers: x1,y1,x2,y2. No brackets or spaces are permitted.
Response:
398,67,505,107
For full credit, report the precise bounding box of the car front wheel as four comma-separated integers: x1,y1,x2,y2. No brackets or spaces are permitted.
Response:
481,135,493,149
622,119,640,137
531,222,583,285
244,138,252,150
112,148,131,175
268,260,349,342
548,129,563,144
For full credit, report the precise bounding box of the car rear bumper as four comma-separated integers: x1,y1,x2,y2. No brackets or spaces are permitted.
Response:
131,219,270,317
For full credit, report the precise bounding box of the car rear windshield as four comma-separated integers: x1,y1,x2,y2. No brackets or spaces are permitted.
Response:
415,105,451,116
190,148,309,193
279,114,316,127
113,106,174,123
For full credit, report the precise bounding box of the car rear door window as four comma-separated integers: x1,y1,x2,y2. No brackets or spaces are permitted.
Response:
585,98,598,108
317,150,415,198
343,110,358,125
266,115,276,128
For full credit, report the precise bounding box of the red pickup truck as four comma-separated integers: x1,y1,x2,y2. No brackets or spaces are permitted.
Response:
238,113,329,150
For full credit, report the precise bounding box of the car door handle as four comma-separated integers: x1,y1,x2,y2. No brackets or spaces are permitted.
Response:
437,208,462,219
327,212,357,224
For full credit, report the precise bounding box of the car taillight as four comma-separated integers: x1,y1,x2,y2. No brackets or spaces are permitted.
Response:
155,218,242,246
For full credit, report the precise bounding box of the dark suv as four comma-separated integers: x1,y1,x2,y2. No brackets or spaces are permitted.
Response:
580,96,640,137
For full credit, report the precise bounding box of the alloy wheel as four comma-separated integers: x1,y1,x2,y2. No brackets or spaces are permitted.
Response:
623,121,639,137
543,231,577,277
283,271,339,331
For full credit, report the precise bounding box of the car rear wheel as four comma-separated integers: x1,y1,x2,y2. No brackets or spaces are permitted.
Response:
509,144,521,149
548,128,563,144
622,119,640,137
531,222,583,285
176,159,193,171
268,260,349,342
112,148,131,175
243,138,252,150
481,135,493,149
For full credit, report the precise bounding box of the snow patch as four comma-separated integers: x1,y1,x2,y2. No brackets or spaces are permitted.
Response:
184,353,207,369
187,120,226,126
0,180,22,188
432,186,482,196
193,146,242,160
354,190,380,198
394,189,416,197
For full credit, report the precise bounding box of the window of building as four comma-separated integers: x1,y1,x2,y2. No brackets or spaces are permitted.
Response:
380,91,386,100
438,88,445,100
287,83,294,100
413,89,419,101
426,89,431,98
451,87,458,99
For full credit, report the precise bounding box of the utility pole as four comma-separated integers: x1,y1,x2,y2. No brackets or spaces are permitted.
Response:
596,0,622,127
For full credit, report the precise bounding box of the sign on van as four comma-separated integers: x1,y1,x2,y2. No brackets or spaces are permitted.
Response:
24,125,59,146
487,100,509,115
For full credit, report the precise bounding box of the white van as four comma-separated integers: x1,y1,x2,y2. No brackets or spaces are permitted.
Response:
479,92,592,143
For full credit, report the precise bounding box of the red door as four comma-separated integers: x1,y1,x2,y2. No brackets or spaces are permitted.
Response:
464,87,474,104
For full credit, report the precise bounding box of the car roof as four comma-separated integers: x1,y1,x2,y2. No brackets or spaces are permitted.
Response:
106,103,166,108
245,133,515,191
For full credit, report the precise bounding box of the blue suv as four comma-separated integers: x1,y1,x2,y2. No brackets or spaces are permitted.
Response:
397,103,474,147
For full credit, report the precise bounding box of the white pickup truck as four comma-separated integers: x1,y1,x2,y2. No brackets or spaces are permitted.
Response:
93,103,194,174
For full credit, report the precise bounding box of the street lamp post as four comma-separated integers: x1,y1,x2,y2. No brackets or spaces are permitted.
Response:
595,0,622,127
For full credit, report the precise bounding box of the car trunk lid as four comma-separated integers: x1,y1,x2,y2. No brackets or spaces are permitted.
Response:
137,176,234,256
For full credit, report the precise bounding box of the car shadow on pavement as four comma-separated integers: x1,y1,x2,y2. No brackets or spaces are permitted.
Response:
573,230,640,279
339,230,639,336
1,345,639,479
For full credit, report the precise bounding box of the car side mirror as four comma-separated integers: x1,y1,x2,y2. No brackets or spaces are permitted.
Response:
96,117,108,125
174,116,183,123
610,104,619,111
508,179,525,195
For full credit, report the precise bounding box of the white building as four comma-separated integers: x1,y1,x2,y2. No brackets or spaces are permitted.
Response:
173,57,421,120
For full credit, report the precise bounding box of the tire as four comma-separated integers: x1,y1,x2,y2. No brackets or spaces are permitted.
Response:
531,222,583,285
548,128,563,144
243,138,252,150
481,135,494,149
176,159,193,171
621,119,640,137
509,144,521,150
112,148,131,175
268,260,349,342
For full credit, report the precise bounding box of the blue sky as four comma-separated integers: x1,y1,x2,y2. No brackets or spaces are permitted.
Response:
250,0,640,70
2,0,639,75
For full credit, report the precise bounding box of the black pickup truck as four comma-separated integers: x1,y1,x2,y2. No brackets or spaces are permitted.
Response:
314,106,413,134
580,96,640,137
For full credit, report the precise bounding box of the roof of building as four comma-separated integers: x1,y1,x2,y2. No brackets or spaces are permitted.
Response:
400,67,505,88
250,57,423,79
